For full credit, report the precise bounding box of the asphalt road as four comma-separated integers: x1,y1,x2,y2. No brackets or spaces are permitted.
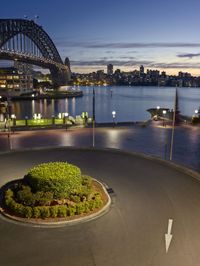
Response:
0,148,200,266
0,123,199,171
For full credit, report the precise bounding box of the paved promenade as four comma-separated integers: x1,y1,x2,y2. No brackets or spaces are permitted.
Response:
0,148,200,266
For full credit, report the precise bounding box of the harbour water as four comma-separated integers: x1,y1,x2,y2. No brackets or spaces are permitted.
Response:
10,86,200,122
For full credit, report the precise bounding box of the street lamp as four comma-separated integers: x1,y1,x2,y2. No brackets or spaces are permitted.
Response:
64,112,69,130
11,114,16,127
112,111,116,127
195,109,198,115
162,110,167,127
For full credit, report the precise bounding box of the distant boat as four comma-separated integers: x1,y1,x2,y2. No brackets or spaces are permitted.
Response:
147,107,173,120
192,107,200,124
147,89,184,124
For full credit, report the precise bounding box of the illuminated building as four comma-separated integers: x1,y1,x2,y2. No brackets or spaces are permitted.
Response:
0,67,33,97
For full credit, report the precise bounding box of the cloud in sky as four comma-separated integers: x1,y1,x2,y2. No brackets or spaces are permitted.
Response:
55,39,200,49
71,59,200,70
177,53,200,59
71,59,153,67
149,62,200,69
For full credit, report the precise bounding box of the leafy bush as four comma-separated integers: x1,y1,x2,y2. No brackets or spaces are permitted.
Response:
68,206,76,216
3,169,104,220
69,194,81,203
82,175,92,187
23,206,33,219
33,207,40,218
49,206,58,218
17,186,35,206
84,201,90,213
76,202,85,215
39,206,50,219
35,191,53,206
57,206,67,217
24,162,82,198
5,189,14,200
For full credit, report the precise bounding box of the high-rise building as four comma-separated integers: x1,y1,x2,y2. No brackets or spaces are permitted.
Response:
96,70,104,80
140,65,144,75
107,64,113,75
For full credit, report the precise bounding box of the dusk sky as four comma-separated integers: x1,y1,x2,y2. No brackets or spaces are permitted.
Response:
2,0,200,75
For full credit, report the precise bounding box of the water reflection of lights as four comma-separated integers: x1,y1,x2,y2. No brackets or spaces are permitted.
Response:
72,97,76,115
187,126,200,144
104,129,121,148
31,100,35,115
59,132,76,147
51,99,55,114
65,98,68,110
43,99,47,116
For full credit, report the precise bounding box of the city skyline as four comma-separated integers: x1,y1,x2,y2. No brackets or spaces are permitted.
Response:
2,0,200,75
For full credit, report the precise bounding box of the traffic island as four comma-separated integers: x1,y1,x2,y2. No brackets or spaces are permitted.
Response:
0,162,110,226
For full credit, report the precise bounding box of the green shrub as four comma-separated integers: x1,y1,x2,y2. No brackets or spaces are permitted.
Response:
17,186,35,206
39,206,50,219
23,206,33,219
94,198,103,208
49,206,58,218
33,207,41,218
68,206,76,216
5,189,14,200
13,202,24,216
76,203,85,215
57,206,67,217
70,194,81,203
5,196,13,207
78,186,92,200
84,201,90,213
35,191,53,206
82,175,92,187
89,200,96,211
25,162,82,198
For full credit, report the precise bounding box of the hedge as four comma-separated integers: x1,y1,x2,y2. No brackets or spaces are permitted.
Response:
24,162,83,198
4,188,103,219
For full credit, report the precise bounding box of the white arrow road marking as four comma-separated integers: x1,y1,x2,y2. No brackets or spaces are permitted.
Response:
165,219,173,253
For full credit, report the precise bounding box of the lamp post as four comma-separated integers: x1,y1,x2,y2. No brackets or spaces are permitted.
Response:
169,89,177,161
25,116,28,127
64,112,69,130
112,111,116,127
11,114,16,128
52,115,55,125
92,88,95,147
162,109,166,127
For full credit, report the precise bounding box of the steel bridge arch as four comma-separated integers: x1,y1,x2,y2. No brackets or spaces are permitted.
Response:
0,19,70,85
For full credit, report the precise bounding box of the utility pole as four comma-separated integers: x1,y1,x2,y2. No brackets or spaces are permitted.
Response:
169,89,177,161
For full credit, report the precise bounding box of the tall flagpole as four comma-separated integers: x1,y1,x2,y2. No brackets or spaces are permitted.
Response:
169,88,177,161
92,88,95,147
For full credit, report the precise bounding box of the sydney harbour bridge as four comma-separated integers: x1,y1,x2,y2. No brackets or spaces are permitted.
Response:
0,19,70,86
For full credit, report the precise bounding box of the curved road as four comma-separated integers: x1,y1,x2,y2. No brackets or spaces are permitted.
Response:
0,148,200,266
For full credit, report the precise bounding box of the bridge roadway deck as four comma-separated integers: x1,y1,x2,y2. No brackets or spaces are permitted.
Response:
0,147,200,266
